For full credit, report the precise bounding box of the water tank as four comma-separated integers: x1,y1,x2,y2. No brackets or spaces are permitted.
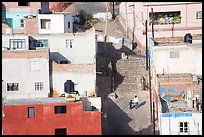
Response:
184,33,192,43
64,80,74,93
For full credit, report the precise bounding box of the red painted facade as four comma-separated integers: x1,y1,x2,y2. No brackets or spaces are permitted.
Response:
2,102,101,135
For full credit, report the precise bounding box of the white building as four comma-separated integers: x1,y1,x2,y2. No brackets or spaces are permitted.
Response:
2,27,97,98
38,13,73,34
2,49,50,99
158,99,202,135
152,42,202,76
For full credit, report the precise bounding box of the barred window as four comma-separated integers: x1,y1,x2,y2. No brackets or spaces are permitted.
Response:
66,39,73,48
9,39,26,49
7,83,19,91
179,122,189,134
31,39,48,48
35,82,43,91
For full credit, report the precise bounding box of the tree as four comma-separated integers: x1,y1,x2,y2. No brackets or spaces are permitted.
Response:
76,10,93,26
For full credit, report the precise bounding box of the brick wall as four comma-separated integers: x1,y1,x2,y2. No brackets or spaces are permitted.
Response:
5,2,41,9
24,16,38,34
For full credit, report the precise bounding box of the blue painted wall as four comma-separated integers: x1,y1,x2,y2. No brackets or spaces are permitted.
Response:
2,12,29,28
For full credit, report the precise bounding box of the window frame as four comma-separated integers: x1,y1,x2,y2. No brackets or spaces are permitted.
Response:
28,107,35,118
68,22,70,28
20,19,24,28
9,39,26,49
54,106,67,114
35,82,43,91
66,39,74,48
31,39,48,48
149,11,181,25
30,60,40,71
179,122,189,134
196,11,202,19
169,51,180,58
7,83,19,91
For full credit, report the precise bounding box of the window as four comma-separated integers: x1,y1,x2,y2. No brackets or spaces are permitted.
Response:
7,83,19,91
196,11,202,19
68,22,70,28
35,82,43,91
169,51,180,58
55,106,66,114
149,11,181,25
55,128,67,135
40,19,51,29
18,2,30,6
179,122,189,134
28,107,35,118
31,39,48,48
66,39,73,48
30,61,40,71
20,19,24,28
9,39,26,49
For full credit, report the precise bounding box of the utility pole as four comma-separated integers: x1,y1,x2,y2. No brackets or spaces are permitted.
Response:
149,44,152,123
125,3,128,38
145,20,148,71
112,2,115,20
153,102,155,134
104,2,108,76
172,22,175,37
151,8,154,39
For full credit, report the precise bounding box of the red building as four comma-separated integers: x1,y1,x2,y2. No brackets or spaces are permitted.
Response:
2,97,102,135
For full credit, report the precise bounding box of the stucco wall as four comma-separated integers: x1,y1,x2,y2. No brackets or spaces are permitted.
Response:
31,28,96,64
2,34,29,49
152,45,202,75
38,14,65,34
159,113,202,135
2,102,102,135
2,50,50,99
52,71,96,97
119,2,202,52
64,13,73,33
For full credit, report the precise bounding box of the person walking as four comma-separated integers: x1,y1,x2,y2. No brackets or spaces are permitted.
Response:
133,95,139,109
129,100,133,109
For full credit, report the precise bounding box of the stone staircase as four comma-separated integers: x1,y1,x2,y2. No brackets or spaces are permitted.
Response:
113,56,149,96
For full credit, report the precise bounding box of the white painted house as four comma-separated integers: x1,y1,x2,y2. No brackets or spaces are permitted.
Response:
38,12,73,34
2,49,50,99
2,27,97,98
152,43,202,76
29,27,97,97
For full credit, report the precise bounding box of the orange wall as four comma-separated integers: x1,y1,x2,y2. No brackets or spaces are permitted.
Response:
2,102,101,135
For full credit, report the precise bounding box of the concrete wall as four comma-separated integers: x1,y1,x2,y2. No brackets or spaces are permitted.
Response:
159,113,202,135
31,27,96,64
2,102,102,135
2,50,50,99
52,71,96,97
152,45,202,75
64,13,73,33
38,14,64,34
119,2,202,53
38,13,73,34
2,34,29,50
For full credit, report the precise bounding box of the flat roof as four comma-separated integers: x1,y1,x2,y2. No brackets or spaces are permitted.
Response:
3,97,69,105
2,49,49,59
154,35,202,46
161,99,200,113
